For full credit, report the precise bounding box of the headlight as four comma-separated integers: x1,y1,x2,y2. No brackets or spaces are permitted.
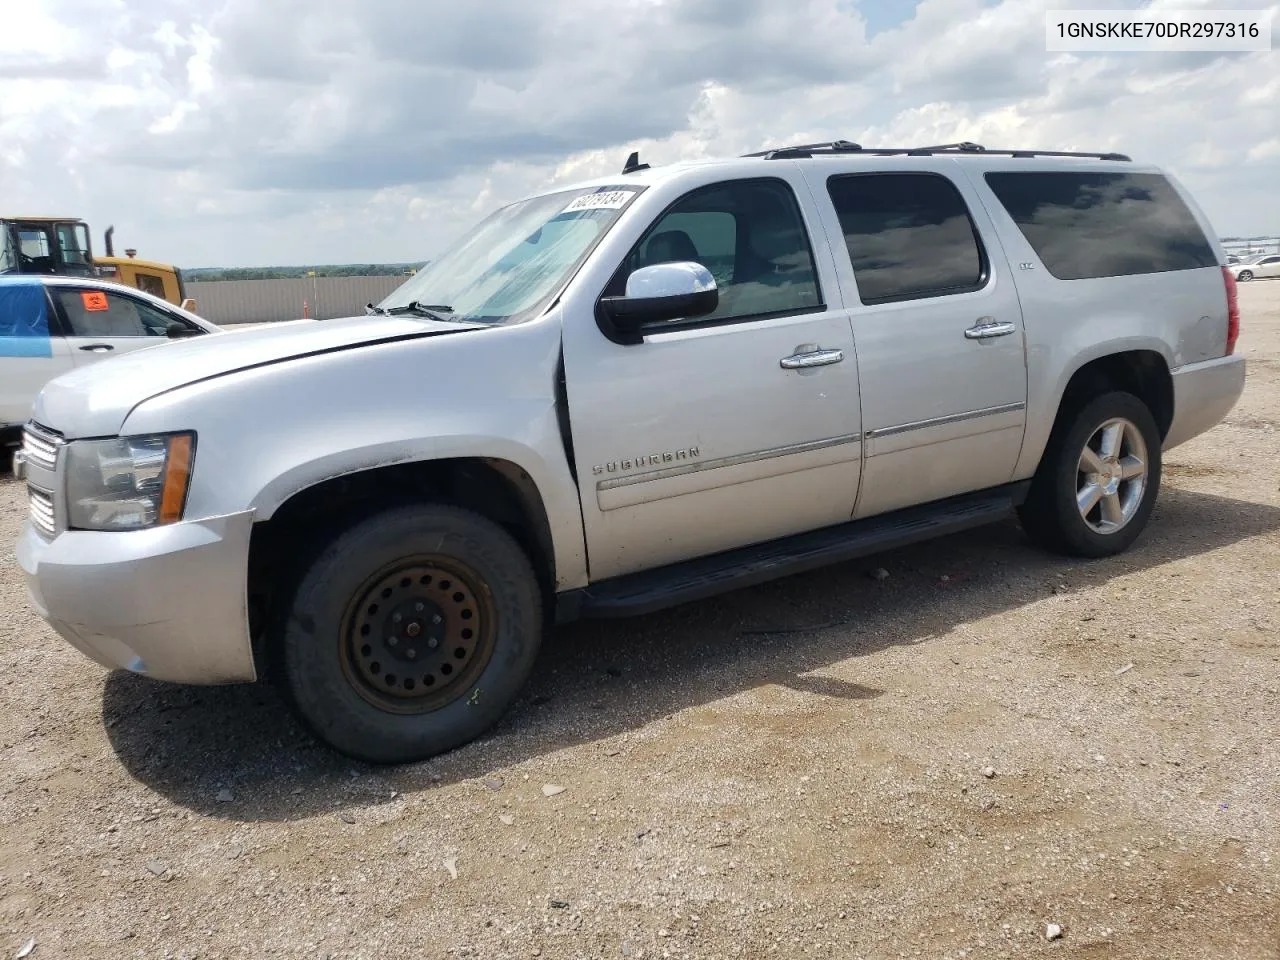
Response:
65,432,195,531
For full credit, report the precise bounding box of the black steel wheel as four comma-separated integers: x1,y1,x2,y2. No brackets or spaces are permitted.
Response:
340,557,498,714
276,503,543,764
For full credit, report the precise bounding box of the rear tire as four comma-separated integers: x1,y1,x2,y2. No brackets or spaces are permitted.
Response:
276,503,543,764
1017,391,1162,559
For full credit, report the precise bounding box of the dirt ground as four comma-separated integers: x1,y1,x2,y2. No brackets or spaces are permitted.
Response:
3,283,1280,960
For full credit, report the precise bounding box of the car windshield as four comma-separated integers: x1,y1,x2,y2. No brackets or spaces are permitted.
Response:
376,185,644,325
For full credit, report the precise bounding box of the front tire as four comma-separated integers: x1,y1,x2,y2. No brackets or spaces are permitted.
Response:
276,504,543,764
1017,391,1162,559
1237,270,1253,282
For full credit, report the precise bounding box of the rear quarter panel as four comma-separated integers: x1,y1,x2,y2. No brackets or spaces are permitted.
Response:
957,160,1230,479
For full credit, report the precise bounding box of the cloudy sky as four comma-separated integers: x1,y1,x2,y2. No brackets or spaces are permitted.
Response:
2,0,1276,268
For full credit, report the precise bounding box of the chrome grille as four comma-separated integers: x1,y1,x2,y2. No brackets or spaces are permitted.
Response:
21,423,62,471
28,486,56,538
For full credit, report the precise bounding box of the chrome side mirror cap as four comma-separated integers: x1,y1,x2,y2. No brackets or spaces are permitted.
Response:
598,261,719,344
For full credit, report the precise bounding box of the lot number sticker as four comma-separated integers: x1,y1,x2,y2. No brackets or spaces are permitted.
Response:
81,291,110,312
562,190,635,213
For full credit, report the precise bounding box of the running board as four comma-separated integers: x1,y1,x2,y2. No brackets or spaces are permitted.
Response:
556,482,1030,622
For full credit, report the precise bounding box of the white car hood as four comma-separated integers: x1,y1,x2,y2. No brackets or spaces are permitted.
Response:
33,314,481,439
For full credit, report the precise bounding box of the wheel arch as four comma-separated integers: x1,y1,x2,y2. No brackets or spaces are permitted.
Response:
246,455,561,672
1018,343,1174,478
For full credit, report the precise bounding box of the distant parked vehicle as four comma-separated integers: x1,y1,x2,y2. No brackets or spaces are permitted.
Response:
2,274,221,449
1230,255,1280,282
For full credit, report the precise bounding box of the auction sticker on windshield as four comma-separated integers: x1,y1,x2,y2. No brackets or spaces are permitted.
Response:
561,189,637,213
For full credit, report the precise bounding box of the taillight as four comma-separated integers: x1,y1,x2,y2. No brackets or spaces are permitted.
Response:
1223,266,1240,355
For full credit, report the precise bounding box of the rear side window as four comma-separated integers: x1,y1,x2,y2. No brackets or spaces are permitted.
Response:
983,171,1217,280
826,173,987,305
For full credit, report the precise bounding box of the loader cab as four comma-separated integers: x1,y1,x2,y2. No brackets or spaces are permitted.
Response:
0,218,95,278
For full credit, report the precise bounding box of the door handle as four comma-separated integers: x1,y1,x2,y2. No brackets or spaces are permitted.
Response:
964,319,1017,340
780,348,844,369
78,344,114,352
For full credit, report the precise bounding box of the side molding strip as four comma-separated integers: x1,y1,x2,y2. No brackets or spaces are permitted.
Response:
868,401,1026,439
597,432,863,491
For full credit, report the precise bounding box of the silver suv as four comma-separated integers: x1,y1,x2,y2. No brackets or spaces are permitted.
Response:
14,141,1246,764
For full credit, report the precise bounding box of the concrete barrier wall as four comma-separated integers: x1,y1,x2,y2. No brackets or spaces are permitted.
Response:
184,275,411,325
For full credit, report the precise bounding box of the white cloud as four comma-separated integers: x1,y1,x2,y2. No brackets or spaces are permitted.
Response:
0,0,1276,269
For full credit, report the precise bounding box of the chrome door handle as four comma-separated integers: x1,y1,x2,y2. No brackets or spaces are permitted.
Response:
780,348,844,369
964,320,1016,340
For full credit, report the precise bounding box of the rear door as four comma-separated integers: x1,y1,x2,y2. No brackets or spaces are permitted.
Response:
0,282,75,427
48,285,203,366
801,162,1029,519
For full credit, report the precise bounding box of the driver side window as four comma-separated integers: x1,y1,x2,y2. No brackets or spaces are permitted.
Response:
611,178,823,325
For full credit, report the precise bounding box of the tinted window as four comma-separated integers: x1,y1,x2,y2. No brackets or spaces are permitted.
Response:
826,173,986,304
55,287,185,338
616,178,822,324
983,171,1217,280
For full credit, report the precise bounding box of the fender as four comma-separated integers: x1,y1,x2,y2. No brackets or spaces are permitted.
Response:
119,315,592,591
249,431,588,591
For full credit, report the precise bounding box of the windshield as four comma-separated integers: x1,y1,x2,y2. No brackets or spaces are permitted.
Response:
377,185,644,324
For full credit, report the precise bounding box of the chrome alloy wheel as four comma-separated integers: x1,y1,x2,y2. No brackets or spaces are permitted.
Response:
1076,417,1149,535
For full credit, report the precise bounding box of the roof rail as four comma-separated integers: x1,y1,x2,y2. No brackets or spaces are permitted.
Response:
743,139,864,159
745,141,1131,162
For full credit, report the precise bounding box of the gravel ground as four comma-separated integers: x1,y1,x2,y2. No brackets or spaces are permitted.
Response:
3,283,1280,960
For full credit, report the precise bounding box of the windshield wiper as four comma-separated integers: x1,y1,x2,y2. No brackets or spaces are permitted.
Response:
387,301,456,322
365,301,456,321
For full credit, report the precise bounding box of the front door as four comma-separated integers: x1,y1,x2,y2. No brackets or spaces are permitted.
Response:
802,164,1029,520
561,172,863,582
47,286,195,367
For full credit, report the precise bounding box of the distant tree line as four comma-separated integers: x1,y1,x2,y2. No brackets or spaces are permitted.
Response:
184,262,428,282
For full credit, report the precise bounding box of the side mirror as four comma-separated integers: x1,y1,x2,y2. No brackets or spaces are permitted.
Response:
599,261,718,343
166,322,201,339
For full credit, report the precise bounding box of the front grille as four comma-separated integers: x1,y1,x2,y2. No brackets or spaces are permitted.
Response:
28,486,56,538
22,423,62,472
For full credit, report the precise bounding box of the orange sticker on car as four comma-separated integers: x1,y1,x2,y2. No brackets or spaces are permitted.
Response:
81,291,109,312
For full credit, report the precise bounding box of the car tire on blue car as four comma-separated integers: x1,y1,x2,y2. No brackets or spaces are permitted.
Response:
275,503,543,764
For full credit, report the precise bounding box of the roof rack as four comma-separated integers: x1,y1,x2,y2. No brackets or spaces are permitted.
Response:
745,141,1131,162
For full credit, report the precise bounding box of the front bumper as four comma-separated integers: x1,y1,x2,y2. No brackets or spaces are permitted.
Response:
16,510,259,684
1164,353,1247,451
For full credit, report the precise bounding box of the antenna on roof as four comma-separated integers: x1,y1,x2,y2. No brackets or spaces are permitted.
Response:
622,150,650,174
